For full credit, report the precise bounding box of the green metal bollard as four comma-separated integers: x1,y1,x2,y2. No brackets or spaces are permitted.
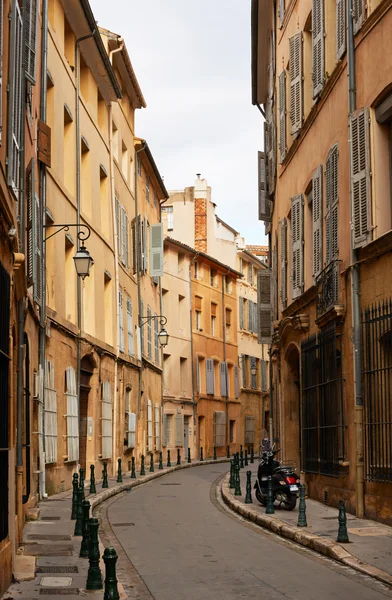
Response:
89,465,96,494
227,445,230,459
250,445,254,464
80,500,91,558
229,460,235,489
79,467,85,499
187,448,191,464
297,483,307,527
167,449,171,467
177,448,181,465
337,500,350,543
213,446,217,461
102,461,109,488
140,455,145,476
116,458,123,483
103,547,120,600
266,476,275,514
244,450,248,466
234,463,242,496
130,456,136,479
200,447,204,462
150,453,155,472
240,450,244,469
71,473,79,520
86,518,103,590
74,487,84,536
159,451,163,470
245,470,253,504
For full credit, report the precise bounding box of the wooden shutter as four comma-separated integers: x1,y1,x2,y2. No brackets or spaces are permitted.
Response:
26,159,34,285
261,360,267,391
101,381,112,459
8,0,23,195
37,120,51,167
214,411,226,447
131,217,137,274
266,99,276,195
291,194,304,299
25,0,38,84
206,359,214,395
33,193,42,305
234,366,239,399
220,362,227,397
312,165,323,277
248,299,253,331
196,357,201,393
326,145,339,262
143,217,148,273
279,0,285,28
258,151,271,222
124,211,129,268
280,218,287,310
350,109,371,248
353,0,365,34
175,413,183,446
241,355,247,388
336,0,346,59
289,32,303,135
65,367,79,462
150,223,164,277
312,0,325,98
279,71,286,163
120,207,126,265
245,416,255,444
257,269,272,344
115,197,120,258
239,297,244,329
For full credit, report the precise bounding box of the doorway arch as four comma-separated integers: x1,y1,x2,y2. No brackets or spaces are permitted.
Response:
283,344,301,469
79,354,96,469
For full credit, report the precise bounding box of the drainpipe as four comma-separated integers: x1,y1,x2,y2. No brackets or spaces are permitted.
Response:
188,252,199,453
38,0,49,499
135,143,146,421
347,0,364,518
108,39,123,475
75,30,95,472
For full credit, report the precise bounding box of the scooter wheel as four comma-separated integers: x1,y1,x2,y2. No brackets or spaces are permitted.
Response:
284,495,297,511
255,489,267,506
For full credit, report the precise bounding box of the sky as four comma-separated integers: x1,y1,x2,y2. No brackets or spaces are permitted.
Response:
90,0,267,246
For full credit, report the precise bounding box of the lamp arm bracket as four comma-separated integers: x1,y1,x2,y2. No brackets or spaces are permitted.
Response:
139,314,167,328
43,223,91,243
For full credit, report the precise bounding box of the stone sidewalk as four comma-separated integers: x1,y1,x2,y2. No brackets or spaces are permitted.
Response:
221,462,392,587
1,457,229,600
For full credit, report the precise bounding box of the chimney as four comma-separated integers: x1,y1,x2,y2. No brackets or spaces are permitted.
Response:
194,174,208,253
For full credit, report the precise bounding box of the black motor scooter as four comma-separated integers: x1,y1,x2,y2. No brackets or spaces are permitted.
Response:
254,443,299,510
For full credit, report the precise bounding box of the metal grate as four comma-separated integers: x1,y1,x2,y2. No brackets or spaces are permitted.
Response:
40,516,61,521
160,483,182,486
36,567,78,574
316,259,340,319
28,534,71,541
112,523,134,527
40,590,79,595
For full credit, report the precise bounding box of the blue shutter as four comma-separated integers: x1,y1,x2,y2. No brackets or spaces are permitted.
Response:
220,362,227,397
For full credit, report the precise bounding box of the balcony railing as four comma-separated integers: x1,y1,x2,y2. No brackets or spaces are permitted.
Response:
316,260,340,319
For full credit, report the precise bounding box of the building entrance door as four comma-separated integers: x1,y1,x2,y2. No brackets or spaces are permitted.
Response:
0,262,10,543
184,416,190,455
79,355,94,470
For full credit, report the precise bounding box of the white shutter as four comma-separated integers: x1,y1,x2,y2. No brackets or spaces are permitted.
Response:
147,399,153,451
234,366,239,399
150,223,164,277
154,405,160,450
280,219,287,310
44,360,57,464
326,145,339,262
175,413,183,446
258,151,271,222
289,32,303,135
353,0,365,34
213,411,225,447
350,108,371,248
206,359,214,395
312,0,325,98
312,165,323,277
220,362,227,397
0,0,4,143
8,0,23,196
101,381,112,459
65,367,79,462
257,270,272,344
291,194,304,299
336,0,346,59
128,412,136,448
127,298,134,356
245,416,255,444
279,70,286,163
119,291,124,352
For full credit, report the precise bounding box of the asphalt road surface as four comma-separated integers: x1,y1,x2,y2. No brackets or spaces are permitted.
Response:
106,463,392,600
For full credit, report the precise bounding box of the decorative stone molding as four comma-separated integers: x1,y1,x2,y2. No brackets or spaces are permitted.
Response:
315,304,345,328
13,253,27,299
273,314,310,349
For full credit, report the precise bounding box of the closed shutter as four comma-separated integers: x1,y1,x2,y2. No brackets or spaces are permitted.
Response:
353,0,365,34
206,359,214,395
336,0,346,59
25,0,38,83
289,32,303,135
251,357,257,389
143,217,148,274
279,70,286,163
239,296,244,329
254,301,259,334
33,194,42,305
279,0,285,27
280,218,287,310
266,100,276,195
131,217,137,274
65,367,79,462
101,381,112,459
258,151,271,222
124,211,129,268
261,360,267,391
150,223,164,277
44,360,57,464
147,305,152,358
163,414,171,446
312,165,323,277
154,314,159,364
175,413,183,446
154,405,160,450
350,108,371,248
326,145,339,262
312,0,325,98
147,399,153,451
26,159,34,285
196,357,201,393
115,197,120,258
127,298,134,356
220,362,228,397
120,207,126,265
37,119,51,167
128,412,136,448
245,416,255,444
241,355,247,388
213,411,226,447
234,366,239,399
248,299,253,331
257,270,272,344
8,0,23,196
140,299,144,354
291,194,304,299
0,0,4,143
118,291,124,352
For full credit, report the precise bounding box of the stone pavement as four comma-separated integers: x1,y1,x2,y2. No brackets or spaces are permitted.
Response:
1,457,229,600
221,462,392,587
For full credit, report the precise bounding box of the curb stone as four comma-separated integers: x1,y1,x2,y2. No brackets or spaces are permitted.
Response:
220,473,392,588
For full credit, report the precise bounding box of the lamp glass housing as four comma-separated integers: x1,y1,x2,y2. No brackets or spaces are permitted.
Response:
73,244,94,279
158,327,169,347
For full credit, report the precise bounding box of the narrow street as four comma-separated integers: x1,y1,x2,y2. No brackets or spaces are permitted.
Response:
103,464,392,600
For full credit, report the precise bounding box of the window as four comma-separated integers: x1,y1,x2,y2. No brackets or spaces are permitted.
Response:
124,389,136,448
312,0,325,98
225,308,232,340
247,263,254,285
112,122,119,162
154,313,159,365
178,253,185,274
8,0,23,195
291,194,304,299
44,360,57,464
25,0,38,84
154,405,160,450
118,291,124,352
194,261,199,279
154,190,157,207
213,411,226,447
175,413,183,446
234,366,239,399
180,357,187,395
101,381,112,459
239,297,244,330
241,355,248,388
220,362,228,397
211,315,216,336
162,205,173,230
127,298,134,356
100,164,110,238
206,358,214,395
147,399,153,451
245,416,255,444
225,276,231,294
146,175,150,203
147,305,152,359
195,296,202,330
196,357,201,393
251,357,258,389
230,420,236,443
163,414,173,446
122,141,129,182
65,367,78,462
196,310,201,330
118,204,129,268
210,268,216,286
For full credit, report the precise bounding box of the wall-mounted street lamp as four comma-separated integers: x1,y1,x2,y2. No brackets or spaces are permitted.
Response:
44,223,94,279
139,315,169,348
239,355,257,377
